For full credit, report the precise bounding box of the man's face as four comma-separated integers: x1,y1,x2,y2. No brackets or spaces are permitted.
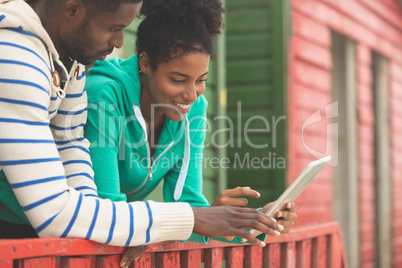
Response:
63,2,141,65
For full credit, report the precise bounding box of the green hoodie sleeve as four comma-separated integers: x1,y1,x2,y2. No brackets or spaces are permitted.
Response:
85,82,127,202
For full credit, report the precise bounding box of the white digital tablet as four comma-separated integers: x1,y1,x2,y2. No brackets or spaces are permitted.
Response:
247,156,331,239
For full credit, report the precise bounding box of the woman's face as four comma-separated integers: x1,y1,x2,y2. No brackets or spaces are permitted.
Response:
143,52,210,122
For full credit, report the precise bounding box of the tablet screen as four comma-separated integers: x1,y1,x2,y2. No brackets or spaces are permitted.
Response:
247,156,331,239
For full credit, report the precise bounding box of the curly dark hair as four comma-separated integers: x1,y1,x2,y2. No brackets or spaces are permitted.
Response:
136,0,225,70
82,0,142,12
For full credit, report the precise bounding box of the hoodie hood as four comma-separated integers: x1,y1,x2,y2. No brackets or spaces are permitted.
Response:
88,55,141,110
0,0,71,86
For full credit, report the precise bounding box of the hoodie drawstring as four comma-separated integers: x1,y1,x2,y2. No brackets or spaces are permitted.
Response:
132,105,190,202
133,105,148,142
174,117,190,201
49,51,65,99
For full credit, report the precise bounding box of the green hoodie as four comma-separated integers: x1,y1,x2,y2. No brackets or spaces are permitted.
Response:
85,55,210,204
85,55,265,244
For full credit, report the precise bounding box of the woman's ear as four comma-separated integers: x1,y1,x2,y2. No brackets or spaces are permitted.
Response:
139,53,151,74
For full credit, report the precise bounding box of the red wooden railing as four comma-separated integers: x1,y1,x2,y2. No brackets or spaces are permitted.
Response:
0,221,347,268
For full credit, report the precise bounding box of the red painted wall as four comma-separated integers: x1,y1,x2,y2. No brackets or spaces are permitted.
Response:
288,0,402,267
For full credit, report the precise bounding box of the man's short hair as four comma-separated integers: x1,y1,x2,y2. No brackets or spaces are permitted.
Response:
82,0,142,12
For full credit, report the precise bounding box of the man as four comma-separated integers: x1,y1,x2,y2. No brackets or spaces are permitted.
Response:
0,0,283,247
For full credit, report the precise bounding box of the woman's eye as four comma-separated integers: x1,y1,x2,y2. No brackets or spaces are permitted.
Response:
110,28,121,32
171,78,185,83
197,79,208,83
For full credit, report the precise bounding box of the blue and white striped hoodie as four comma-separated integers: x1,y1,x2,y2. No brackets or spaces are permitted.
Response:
0,0,194,246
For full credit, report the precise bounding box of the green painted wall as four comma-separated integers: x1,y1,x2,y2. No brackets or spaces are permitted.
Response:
225,0,288,208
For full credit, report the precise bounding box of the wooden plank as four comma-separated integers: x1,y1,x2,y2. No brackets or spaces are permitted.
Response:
331,32,360,268
296,240,311,268
214,14,228,194
204,248,223,268
0,222,344,260
262,244,271,268
373,54,392,268
280,242,296,268
244,246,262,268
95,255,120,268
226,9,272,34
16,257,57,268
311,238,319,268
155,252,180,268
225,247,244,268
327,234,342,268
228,110,275,134
203,86,216,116
226,85,272,109
227,33,271,60
200,41,217,198
227,0,270,9
61,256,95,268
0,222,349,268
228,139,276,156
227,59,272,84
294,59,331,91
180,249,202,268
270,0,289,202
0,239,124,260
227,110,275,132
311,237,327,268
0,259,13,268
133,253,152,268
293,35,332,70
292,10,331,47
268,244,281,268
227,169,278,183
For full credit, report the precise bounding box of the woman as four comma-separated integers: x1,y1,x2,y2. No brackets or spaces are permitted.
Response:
85,0,296,265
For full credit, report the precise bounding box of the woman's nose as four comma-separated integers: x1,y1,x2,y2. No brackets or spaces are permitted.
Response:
184,85,199,103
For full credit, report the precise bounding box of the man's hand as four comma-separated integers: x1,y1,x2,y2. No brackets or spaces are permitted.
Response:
120,245,148,268
192,206,284,247
261,201,297,234
210,186,261,241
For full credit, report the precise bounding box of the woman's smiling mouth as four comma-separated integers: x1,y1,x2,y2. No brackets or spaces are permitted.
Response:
173,101,191,112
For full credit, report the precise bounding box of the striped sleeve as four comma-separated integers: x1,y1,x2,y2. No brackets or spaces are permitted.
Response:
0,26,194,246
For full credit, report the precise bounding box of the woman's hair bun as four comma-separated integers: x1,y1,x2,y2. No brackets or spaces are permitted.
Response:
140,0,224,37
139,0,176,17
136,0,225,70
